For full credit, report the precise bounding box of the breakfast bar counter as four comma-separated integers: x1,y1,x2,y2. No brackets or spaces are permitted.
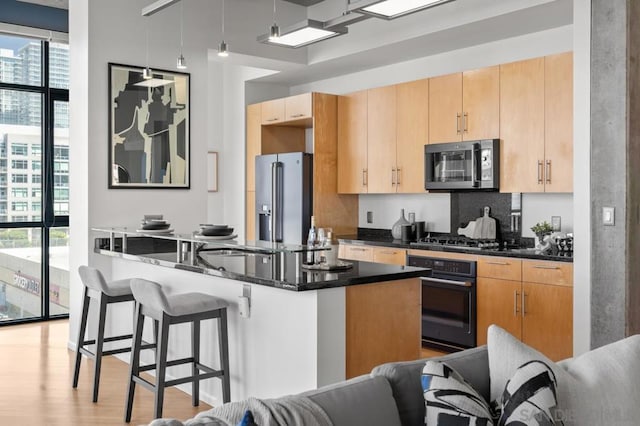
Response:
91,228,430,407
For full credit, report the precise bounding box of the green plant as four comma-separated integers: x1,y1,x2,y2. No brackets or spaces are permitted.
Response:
531,221,553,236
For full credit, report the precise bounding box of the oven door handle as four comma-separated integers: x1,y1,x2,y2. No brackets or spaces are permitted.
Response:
420,277,473,287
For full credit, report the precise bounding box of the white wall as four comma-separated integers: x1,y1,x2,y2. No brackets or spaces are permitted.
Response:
69,0,211,345
358,194,451,233
521,193,574,237
572,0,591,355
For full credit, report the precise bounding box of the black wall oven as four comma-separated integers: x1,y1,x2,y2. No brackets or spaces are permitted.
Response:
407,255,477,351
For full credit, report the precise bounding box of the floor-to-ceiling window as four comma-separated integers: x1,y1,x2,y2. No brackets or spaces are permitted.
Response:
0,34,69,322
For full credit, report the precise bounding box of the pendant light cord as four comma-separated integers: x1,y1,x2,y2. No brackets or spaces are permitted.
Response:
273,0,277,24
180,0,184,51
221,0,225,38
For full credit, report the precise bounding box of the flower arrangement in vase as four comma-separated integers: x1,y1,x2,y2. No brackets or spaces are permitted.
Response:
531,221,553,248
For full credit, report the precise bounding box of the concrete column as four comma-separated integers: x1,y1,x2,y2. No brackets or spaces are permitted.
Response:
590,0,640,348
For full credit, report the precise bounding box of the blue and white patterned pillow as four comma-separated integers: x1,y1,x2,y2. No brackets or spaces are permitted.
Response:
422,361,495,425
422,360,561,426
498,360,561,425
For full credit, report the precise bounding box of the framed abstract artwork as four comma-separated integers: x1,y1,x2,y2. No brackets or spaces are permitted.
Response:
108,63,190,188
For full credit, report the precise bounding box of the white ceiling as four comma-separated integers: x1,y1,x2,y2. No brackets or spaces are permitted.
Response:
38,0,573,86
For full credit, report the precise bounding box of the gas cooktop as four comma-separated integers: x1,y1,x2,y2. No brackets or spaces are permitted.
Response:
409,235,502,251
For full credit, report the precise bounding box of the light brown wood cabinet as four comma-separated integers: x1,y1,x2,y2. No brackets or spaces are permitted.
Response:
372,247,406,265
284,93,312,122
260,98,285,124
396,79,429,193
246,93,358,240
500,52,573,193
428,66,499,144
346,278,421,378
337,91,368,194
367,86,397,193
338,80,428,194
544,52,573,192
340,244,407,265
477,256,573,361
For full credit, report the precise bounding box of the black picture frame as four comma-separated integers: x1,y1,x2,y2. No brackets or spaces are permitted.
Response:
108,62,190,189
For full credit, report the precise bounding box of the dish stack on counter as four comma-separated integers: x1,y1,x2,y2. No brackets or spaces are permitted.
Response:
137,215,173,234
195,224,237,240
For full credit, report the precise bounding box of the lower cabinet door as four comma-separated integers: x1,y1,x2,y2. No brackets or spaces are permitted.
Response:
477,277,523,346
372,247,406,265
522,282,573,361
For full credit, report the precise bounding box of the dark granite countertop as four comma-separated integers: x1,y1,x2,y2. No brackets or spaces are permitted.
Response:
337,233,573,263
94,237,431,291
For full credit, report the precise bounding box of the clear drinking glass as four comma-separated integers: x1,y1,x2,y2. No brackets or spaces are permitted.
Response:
316,228,327,264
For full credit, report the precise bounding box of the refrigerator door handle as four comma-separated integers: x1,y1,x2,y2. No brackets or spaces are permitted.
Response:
271,161,284,242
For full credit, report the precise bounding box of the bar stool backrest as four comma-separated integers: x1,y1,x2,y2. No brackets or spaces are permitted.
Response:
78,265,110,294
130,278,170,320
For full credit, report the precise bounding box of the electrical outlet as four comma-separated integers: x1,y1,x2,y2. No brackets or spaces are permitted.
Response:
367,211,373,224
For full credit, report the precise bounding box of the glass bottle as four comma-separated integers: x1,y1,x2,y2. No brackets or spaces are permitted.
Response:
306,216,317,264
391,209,410,240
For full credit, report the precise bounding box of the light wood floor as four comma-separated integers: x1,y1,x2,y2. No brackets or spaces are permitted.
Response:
0,320,210,425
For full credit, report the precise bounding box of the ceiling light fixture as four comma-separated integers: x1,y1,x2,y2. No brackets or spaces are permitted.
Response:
269,0,280,40
349,0,455,20
176,0,187,69
218,0,229,57
259,19,347,48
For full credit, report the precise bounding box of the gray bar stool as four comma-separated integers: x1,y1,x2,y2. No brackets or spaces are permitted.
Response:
73,265,140,402
125,278,231,422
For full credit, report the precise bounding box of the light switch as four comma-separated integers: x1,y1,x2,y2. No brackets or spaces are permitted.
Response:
603,207,615,226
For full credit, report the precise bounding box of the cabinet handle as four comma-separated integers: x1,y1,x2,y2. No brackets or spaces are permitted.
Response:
522,292,527,317
379,250,398,255
289,113,305,118
362,169,368,186
456,113,461,134
350,247,368,252
396,168,401,185
533,265,559,270
514,290,520,316
266,117,279,122
545,160,551,184
463,112,468,133
537,160,544,184
391,168,396,185
487,261,509,265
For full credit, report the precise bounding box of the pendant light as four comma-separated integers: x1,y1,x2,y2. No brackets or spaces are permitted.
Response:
218,0,229,57
269,0,280,40
176,0,187,69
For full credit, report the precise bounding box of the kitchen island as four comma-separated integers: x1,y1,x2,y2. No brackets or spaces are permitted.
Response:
92,228,430,406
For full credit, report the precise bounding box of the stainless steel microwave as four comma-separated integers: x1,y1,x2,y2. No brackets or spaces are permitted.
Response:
425,139,500,191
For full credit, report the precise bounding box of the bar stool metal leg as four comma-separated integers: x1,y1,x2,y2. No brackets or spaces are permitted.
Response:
191,319,200,407
125,303,145,423
219,309,231,403
92,294,108,403
72,286,90,388
154,316,170,419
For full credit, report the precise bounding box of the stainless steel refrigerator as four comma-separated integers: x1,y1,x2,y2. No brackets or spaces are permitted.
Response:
255,152,313,244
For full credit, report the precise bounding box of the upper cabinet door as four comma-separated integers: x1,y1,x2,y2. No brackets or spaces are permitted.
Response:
500,58,545,193
396,79,428,193
429,73,463,144
338,91,368,194
261,98,285,124
462,66,500,141
246,103,261,192
544,52,573,193
285,93,312,121
367,86,397,194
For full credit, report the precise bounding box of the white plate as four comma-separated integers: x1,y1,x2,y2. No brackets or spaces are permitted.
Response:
136,228,174,234
194,233,238,240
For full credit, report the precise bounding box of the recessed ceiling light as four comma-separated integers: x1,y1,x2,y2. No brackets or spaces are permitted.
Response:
350,0,455,20
258,19,347,48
